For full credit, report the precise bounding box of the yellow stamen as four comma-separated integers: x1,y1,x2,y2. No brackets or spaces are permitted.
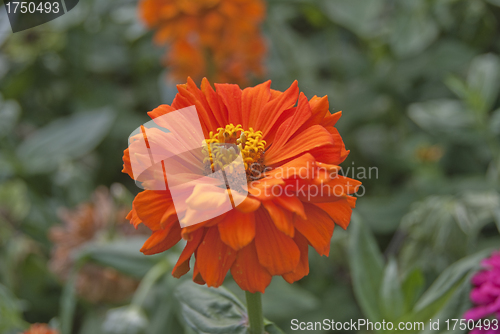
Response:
202,124,266,180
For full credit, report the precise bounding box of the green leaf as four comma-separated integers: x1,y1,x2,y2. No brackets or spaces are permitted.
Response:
264,320,286,334
408,99,474,136
131,260,170,308
0,151,14,180
224,278,320,322
0,96,20,139
77,237,163,279
175,282,286,334
379,258,406,321
321,0,385,38
356,191,417,234
409,249,493,322
488,0,500,6
16,109,115,174
490,108,500,135
348,216,384,322
261,279,319,321
389,1,439,58
102,306,148,334
137,266,184,334
60,267,80,334
467,53,500,112
453,202,473,234
148,278,185,334
401,268,425,312
399,196,479,274
0,18,10,48
174,282,248,334
0,283,27,333
0,179,30,221
494,208,500,234
78,310,106,334
445,75,469,100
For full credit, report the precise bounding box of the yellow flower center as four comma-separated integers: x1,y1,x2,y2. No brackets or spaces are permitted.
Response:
202,124,266,181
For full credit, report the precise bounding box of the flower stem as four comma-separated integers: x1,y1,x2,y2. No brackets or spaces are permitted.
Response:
245,291,265,334
131,260,169,307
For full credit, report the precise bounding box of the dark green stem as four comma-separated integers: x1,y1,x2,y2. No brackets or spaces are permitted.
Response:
245,291,264,334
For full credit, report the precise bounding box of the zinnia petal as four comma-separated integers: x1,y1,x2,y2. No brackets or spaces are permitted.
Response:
282,231,310,283
196,226,237,287
133,190,175,231
262,200,294,237
243,80,272,129
172,229,204,278
140,220,182,255
265,125,334,166
294,203,335,256
258,80,299,138
313,198,354,230
215,83,243,126
231,241,272,293
218,211,256,250
272,92,312,150
254,209,300,275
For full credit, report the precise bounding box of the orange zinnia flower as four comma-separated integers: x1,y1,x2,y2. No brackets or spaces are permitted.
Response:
23,324,58,334
123,78,360,293
139,0,266,85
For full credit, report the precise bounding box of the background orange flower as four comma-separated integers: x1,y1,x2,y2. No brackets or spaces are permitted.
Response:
139,0,266,85
22,324,58,334
49,187,141,303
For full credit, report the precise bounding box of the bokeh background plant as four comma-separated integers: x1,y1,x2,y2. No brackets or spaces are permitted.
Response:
0,0,500,333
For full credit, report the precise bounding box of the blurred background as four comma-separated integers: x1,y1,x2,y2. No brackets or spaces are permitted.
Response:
0,0,500,333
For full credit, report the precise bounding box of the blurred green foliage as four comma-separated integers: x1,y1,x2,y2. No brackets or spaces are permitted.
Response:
1,0,500,333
